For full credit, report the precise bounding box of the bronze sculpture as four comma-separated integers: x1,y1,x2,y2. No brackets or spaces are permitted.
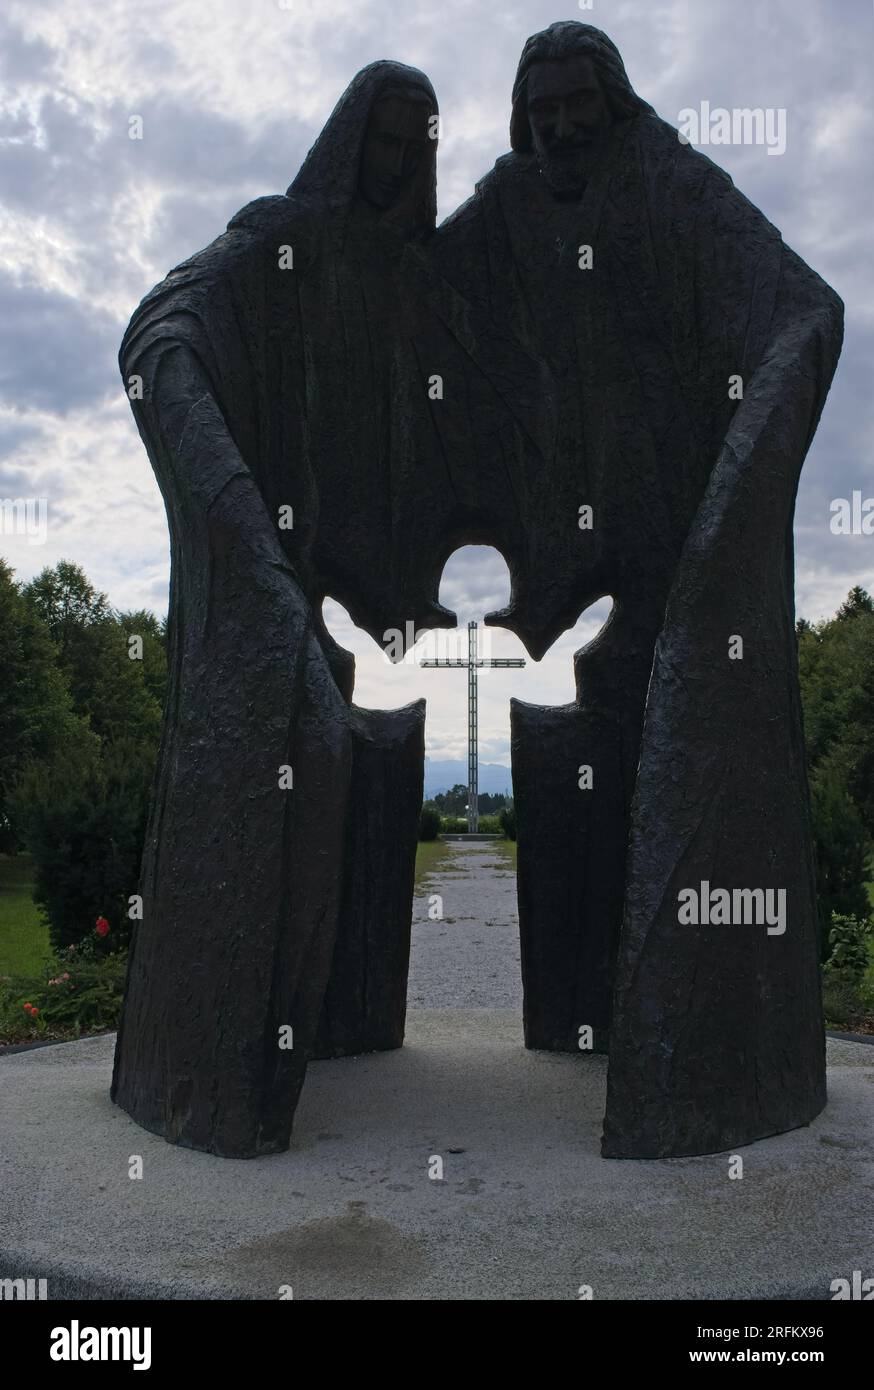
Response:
113,25,843,1160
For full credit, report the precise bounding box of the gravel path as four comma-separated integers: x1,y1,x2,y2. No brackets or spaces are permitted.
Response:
407,842,523,1009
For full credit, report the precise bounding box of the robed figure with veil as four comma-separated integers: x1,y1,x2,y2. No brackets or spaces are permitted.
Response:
112,63,449,1157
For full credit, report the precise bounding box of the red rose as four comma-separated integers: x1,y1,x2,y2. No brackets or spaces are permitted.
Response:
95,917,110,938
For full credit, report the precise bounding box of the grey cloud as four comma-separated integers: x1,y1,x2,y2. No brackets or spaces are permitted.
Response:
438,546,512,618
0,18,53,83
0,272,118,413
0,419,45,461
0,85,314,310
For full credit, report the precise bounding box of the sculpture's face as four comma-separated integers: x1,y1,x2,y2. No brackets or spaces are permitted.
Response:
359,95,432,210
527,54,612,197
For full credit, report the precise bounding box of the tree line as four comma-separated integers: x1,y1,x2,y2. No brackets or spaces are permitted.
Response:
0,559,166,950
797,585,874,945
429,787,510,817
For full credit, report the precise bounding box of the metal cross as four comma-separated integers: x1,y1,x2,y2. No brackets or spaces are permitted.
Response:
420,620,525,832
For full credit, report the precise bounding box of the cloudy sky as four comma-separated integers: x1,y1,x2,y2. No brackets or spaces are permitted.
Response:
1,0,872,768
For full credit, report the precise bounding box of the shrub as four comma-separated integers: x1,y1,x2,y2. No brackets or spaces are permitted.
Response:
809,764,872,957
824,912,872,980
821,969,874,1030
0,945,128,1043
10,737,155,953
419,803,441,841
499,804,517,840
440,816,467,834
477,814,501,833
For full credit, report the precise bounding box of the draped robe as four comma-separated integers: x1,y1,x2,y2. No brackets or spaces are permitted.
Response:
414,111,843,1156
112,63,441,1156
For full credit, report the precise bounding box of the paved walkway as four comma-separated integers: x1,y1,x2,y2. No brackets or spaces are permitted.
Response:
407,842,522,1009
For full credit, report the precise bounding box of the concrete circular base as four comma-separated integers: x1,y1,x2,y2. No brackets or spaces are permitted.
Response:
1,1014,871,1300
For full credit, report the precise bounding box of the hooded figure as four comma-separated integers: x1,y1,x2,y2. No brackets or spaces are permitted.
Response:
420,23,843,1157
112,63,442,1157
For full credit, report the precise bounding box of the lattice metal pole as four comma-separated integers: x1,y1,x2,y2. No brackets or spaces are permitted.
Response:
468,621,478,833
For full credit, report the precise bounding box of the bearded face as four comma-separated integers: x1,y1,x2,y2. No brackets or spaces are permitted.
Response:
526,54,613,198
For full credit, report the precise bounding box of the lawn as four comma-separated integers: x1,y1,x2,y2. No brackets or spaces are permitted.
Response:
0,854,50,976
414,837,453,892
491,838,517,869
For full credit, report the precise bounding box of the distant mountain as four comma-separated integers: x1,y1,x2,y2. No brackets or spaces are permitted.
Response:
423,759,513,799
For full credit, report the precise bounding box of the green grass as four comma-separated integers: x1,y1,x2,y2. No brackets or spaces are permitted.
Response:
0,854,50,976
494,839,517,869
414,838,453,891
479,841,517,875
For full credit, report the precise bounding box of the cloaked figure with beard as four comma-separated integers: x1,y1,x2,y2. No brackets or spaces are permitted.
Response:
112,63,449,1158
416,22,843,1158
